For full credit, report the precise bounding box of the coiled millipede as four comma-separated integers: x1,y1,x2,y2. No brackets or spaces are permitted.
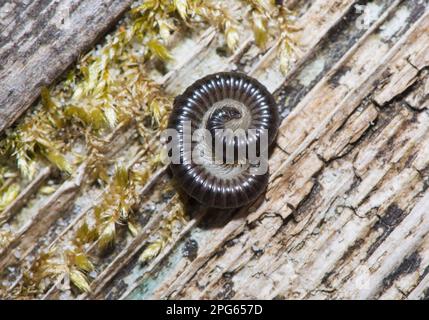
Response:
166,72,279,208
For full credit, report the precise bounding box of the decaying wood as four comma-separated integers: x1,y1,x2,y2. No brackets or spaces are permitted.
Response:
0,0,134,132
1,0,429,300
139,0,429,300
0,167,51,226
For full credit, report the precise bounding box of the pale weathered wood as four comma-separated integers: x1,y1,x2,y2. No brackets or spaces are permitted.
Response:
0,0,134,132
2,0,429,301
0,167,51,225
0,122,135,276
126,0,429,300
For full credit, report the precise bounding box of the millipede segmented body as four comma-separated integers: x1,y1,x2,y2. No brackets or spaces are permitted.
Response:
167,72,279,208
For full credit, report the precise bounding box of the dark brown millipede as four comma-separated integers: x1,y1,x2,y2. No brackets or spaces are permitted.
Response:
167,72,279,208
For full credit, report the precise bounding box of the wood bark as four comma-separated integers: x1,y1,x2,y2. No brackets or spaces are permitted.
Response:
1,0,429,300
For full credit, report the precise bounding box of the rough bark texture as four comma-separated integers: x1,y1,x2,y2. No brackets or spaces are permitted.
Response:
1,0,429,300
0,0,134,132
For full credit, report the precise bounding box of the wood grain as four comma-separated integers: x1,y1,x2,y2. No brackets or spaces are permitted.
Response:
0,0,133,132
2,0,429,300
